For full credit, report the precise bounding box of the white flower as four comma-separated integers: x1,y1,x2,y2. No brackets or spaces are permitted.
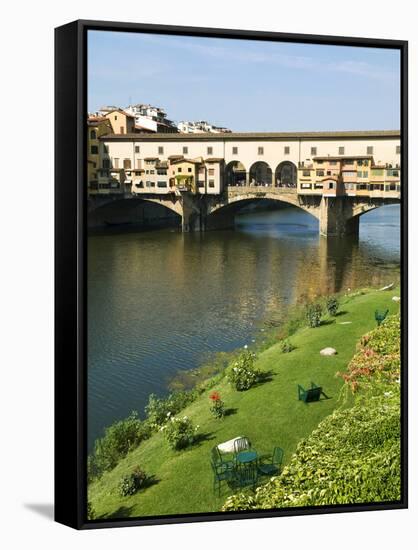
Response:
167,411,171,417
244,345,248,349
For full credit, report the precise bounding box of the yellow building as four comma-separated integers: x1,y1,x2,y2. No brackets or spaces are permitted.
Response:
297,155,400,198
87,117,113,192
104,109,136,134
169,157,203,193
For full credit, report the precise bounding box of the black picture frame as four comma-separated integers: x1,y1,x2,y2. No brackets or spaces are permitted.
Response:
55,19,408,530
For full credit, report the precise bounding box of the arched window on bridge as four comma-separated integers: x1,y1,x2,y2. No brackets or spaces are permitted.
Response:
249,161,272,186
275,161,297,188
225,161,247,186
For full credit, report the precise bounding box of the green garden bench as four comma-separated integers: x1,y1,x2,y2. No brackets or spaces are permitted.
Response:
375,309,389,326
298,382,325,403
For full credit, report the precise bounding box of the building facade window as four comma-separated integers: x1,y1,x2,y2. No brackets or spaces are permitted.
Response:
232,147,238,155
207,147,213,155
157,181,167,188
396,145,401,154
91,145,98,155
90,130,97,139
339,146,345,155
316,170,325,177
367,146,374,154
178,167,182,173
114,158,119,168
188,167,192,173
124,159,131,169
310,147,317,156
208,168,215,176
158,146,164,154
284,146,290,155
208,180,215,187
183,146,188,154
198,181,205,187
258,147,264,155
302,170,311,177
135,145,140,153
103,159,110,169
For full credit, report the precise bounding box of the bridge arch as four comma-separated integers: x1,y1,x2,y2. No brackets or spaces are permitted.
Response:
275,161,297,188
87,196,183,228
225,161,247,186
206,191,320,230
249,161,272,186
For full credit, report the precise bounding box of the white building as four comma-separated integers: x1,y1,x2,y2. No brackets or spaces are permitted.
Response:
124,103,177,133
177,120,232,134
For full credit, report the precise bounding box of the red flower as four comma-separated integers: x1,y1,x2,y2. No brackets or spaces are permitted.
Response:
209,391,221,402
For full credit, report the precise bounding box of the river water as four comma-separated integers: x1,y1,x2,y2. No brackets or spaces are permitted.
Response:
87,205,400,449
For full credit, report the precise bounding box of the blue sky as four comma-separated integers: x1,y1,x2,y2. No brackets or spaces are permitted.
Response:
88,30,400,132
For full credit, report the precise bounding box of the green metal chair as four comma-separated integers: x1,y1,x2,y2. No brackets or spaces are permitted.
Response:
298,382,323,403
211,460,236,496
234,461,258,491
211,446,234,471
258,447,284,477
375,309,389,326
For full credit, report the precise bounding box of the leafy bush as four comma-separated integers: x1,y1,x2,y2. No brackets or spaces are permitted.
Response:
118,466,148,497
162,416,199,450
326,297,339,316
87,501,96,520
87,412,151,480
338,314,400,392
280,339,295,353
227,350,261,391
305,303,322,328
209,391,225,419
145,390,198,429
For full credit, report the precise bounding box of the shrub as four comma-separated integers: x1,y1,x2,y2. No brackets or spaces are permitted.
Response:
306,303,322,328
227,350,261,391
338,314,400,392
87,501,96,520
118,466,148,497
326,296,339,316
88,412,151,480
145,390,198,429
162,416,199,450
209,391,225,419
280,339,295,353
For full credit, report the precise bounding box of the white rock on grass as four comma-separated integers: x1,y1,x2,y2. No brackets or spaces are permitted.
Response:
320,347,337,356
392,296,401,302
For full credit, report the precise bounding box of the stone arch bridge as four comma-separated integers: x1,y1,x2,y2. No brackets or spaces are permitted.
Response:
88,187,400,237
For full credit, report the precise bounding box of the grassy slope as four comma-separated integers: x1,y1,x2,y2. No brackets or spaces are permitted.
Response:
89,287,400,519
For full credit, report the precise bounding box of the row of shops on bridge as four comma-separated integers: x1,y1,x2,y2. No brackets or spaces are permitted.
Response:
87,126,401,200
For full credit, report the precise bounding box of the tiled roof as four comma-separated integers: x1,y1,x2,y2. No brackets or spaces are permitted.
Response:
100,130,400,141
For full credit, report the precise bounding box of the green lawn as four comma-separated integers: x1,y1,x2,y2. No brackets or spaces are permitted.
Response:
89,287,400,519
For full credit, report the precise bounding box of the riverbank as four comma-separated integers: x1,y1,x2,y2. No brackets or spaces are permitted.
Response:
88,285,400,519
